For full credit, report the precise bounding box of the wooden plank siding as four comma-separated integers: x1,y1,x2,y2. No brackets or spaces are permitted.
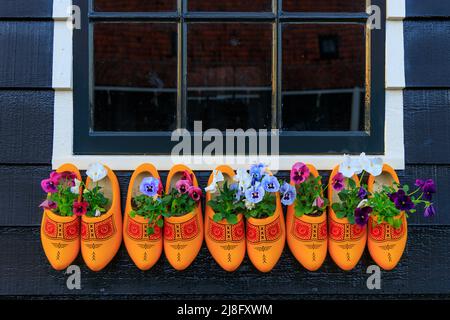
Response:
0,0,449,298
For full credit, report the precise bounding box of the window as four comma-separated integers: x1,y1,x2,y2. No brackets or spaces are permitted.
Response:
73,0,386,155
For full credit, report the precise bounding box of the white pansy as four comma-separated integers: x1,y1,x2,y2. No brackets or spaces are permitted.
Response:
204,170,224,193
70,178,81,194
357,199,368,208
244,200,255,210
86,162,107,182
339,155,362,178
360,153,383,176
94,209,101,217
234,168,252,191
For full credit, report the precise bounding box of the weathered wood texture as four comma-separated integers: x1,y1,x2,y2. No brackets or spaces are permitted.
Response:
0,22,53,88
0,91,54,164
404,20,450,88
0,226,448,296
407,0,450,17
1,165,447,227
0,0,53,19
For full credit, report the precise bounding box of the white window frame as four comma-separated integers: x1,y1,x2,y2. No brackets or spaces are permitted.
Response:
52,0,406,170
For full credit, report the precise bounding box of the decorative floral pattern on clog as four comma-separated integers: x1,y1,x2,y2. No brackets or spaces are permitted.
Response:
369,221,405,242
247,217,282,243
81,215,116,241
126,218,162,241
43,214,79,241
164,215,200,242
329,218,365,242
208,218,245,242
292,218,327,241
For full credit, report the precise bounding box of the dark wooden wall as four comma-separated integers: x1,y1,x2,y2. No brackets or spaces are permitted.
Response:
0,0,449,298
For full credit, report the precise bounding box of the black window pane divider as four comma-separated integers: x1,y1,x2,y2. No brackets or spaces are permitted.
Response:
74,0,385,155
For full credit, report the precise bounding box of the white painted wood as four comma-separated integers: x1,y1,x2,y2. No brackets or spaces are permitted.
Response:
386,0,406,20
51,1,406,171
53,0,72,20
386,20,406,89
52,21,72,89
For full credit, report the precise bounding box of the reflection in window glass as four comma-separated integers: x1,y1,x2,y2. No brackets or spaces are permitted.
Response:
94,0,176,12
283,0,367,12
94,23,177,131
187,24,272,131
188,0,271,12
282,24,366,131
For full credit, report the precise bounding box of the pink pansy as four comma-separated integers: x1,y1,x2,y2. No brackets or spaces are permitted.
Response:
41,178,58,193
313,196,325,208
290,162,310,185
73,201,88,216
176,179,191,194
181,170,194,185
39,199,57,210
188,186,202,202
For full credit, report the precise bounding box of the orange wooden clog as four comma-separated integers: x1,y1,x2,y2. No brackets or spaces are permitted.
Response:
246,193,285,273
286,164,327,271
81,164,122,271
123,164,163,271
205,165,245,272
164,164,203,271
40,163,82,270
367,164,407,270
328,165,366,271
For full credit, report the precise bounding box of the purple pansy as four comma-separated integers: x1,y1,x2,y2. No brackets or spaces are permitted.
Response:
290,162,310,185
41,177,58,194
176,179,191,194
390,189,415,211
280,181,290,194
416,179,436,201
424,204,436,218
312,196,325,208
357,187,368,200
331,173,345,192
245,183,265,204
230,183,243,201
261,175,280,193
354,206,372,226
139,177,160,197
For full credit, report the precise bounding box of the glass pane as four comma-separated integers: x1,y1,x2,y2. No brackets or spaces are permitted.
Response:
94,23,177,131
187,23,272,131
189,0,271,12
283,0,367,12
94,0,176,12
282,24,367,131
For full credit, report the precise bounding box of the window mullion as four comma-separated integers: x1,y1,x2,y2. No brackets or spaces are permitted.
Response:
177,0,187,128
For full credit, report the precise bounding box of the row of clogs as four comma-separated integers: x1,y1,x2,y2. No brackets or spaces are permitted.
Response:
41,163,406,272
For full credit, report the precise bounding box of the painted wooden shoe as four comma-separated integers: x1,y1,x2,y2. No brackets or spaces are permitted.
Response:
81,165,122,271
40,163,81,270
367,164,407,270
286,164,327,271
123,164,163,271
205,165,245,272
164,164,203,271
246,194,285,273
328,165,366,271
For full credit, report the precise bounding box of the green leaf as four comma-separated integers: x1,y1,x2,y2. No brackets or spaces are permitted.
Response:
213,213,223,222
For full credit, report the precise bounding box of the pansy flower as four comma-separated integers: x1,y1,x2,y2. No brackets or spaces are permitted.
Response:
176,179,191,194
290,162,310,184
245,183,265,204
140,177,160,197
357,187,368,200
73,201,89,216
312,196,325,208
331,173,345,192
188,186,202,202
86,162,107,182
261,175,280,193
41,175,59,194
390,190,415,211
281,184,296,206
39,199,57,210
249,163,266,181
415,179,436,201
354,206,372,226
181,170,194,185
424,204,436,218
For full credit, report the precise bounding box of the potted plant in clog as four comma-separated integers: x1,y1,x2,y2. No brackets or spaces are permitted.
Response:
123,163,165,271
80,163,122,272
40,164,82,270
367,161,436,270
163,164,203,271
205,166,246,272
235,163,287,273
328,155,368,271
286,162,329,271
